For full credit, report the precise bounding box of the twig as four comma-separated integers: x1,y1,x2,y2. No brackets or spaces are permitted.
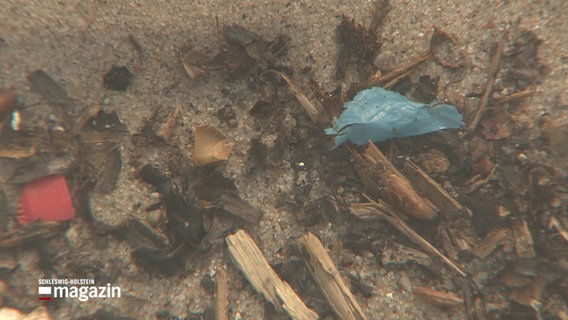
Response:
296,232,368,320
348,52,432,96
357,195,466,277
494,87,533,105
225,229,319,320
467,41,503,132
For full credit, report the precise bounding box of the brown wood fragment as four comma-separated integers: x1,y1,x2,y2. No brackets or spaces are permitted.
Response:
467,41,503,132
225,229,318,320
354,197,466,277
511,219,535,258
353,142,438,220
412,286,464,308
472,228,512,259
215,268,228,320
296,232,368,320
402,159,463,219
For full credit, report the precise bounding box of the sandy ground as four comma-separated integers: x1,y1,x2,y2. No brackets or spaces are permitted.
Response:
1,0,567,319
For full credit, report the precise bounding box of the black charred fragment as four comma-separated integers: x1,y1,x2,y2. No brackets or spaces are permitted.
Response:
140,164,205,245
103,66,133,91
132,245,185,276
194,171,262,224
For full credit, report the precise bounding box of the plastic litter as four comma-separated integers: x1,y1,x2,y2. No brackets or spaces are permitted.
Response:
17,175,75,225
325,87,463,146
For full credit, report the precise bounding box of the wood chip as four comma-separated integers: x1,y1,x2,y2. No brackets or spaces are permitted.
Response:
193,125,231,167
296,232,368,320
225,229,318,320
215,268,228,320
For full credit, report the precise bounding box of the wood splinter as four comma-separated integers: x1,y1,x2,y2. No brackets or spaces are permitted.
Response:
296,232,368,320
215,268,228,320
225,229,318,320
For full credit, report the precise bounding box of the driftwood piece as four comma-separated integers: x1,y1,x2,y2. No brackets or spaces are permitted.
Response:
215,268,228,320
402,159,463,219
354,197,466,277
352,142,438,220
225,229,318,320
296,232,368,320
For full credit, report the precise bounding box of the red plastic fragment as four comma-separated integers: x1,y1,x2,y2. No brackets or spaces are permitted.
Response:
17,175,75,225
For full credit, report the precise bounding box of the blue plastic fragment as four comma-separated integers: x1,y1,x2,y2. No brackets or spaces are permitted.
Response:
325,87,464,146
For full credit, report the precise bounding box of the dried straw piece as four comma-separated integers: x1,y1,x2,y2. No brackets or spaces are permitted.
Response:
263,70,325,124
193,125,231,166
353,197,466,277
225,229,318,320
467,40,503,132
413,286,464,308
296,232,368,320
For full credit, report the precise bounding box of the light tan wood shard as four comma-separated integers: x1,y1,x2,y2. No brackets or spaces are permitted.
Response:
412,286,464,308
296,232,368,320
215,268,228,320
193,125,231,166
225,229,318,320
